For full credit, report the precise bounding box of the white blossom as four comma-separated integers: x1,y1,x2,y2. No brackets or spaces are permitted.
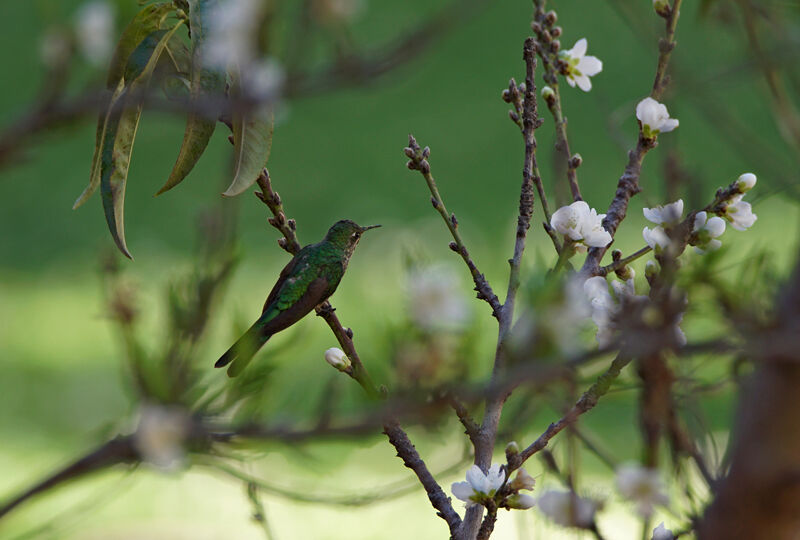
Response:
324,347,350,370
616,464,669,517
74,1,114,66
643,199,683,226
692,211,726,253
642,226,671,251
652,522,674,540
205,0,262,68
636,97,679,138
451,464,506,507
736,172,757,192
724,195,757,231
550,201,612,250
559,38,603,92
537,490,598,528
408,265,470,332
133,404,191,471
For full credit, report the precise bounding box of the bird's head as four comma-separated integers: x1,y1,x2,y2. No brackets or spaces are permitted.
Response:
325,219,381,253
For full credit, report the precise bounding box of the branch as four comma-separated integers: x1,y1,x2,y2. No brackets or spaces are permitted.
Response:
0,436,136,520
503,38,542,337
383,420,463,536
507,354,632,472
404,135,502,318
531,1,583,202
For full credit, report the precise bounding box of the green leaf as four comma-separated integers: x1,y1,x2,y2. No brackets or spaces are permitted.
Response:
156,0,227,195
222,71,275,198
75,2,175,210
98,24,184,258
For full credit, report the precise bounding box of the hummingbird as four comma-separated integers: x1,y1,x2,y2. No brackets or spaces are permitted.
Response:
215,219,380,377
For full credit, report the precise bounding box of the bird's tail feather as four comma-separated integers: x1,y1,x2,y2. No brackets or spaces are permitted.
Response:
215,323,270,377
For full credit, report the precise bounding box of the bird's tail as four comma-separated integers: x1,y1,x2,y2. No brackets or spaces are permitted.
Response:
215,323,271,377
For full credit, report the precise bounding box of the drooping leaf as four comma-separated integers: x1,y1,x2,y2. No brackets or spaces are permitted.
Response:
75,2,175,210
98,24,184,258
156,0,227,195
222,70,275,197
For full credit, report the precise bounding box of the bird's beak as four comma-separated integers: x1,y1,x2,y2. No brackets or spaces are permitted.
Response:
360,224,382,232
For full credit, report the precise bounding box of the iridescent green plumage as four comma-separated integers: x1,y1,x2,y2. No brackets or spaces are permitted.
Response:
215,219,379,377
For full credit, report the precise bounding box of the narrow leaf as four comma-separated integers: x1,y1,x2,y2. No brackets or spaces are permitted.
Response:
222,71,275,197
99,24,184,258
75,2,175,210
156,0,226,195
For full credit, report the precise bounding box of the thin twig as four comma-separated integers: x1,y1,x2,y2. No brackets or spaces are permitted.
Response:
599,245,653,276
405,136,502,318
508,354,632,472
383,420,463,536
531,0,583,202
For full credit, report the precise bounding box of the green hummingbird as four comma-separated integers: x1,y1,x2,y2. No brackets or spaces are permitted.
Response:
215,219,380,377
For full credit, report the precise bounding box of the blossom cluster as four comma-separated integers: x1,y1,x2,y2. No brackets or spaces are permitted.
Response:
451,465,536,510
550,201,612,252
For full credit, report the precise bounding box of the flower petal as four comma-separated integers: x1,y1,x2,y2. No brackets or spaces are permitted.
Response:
578,55,603,76
571,38,587,58
451,481,475,502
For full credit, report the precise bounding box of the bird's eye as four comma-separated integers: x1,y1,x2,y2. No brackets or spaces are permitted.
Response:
351,232,361,240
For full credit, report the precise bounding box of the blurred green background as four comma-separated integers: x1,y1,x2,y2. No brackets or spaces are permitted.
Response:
1,0,799,538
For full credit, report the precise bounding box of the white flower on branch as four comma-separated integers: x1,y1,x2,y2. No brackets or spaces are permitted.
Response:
550,201,612,250
537,490,599,528
133,403,191,471
636,97,679,138
736,172,757,192
559,38,603,92
74,1,114,66
691,211,726,253
324,347,351,370
642,226,671,251
616,464,669,517
451,464,506,508
723,195,757,231
408,265,470,332
643,199,683,226
652,522,675,540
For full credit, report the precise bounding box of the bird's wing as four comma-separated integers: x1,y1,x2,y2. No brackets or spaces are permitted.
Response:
262,246,310,313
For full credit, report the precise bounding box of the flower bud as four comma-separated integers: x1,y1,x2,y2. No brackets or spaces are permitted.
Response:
736,172,757,192
545,10,557,25
505,440,520,457
510,468,536,491
541,86,555,102
324,347,351,371
653,0,671,17
569,153,583,168
551,26,562,37
645,260,659,279
507,493,536,509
